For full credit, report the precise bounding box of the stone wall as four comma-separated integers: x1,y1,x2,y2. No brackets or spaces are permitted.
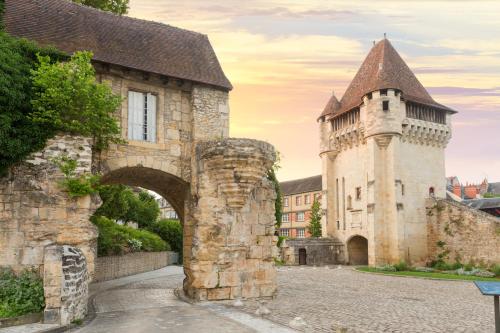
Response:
191,85,230,140
43,245,89,325
281,238,345,266
183,138,278,301
426,199,500,265
0,135,98,276
94,251,179,282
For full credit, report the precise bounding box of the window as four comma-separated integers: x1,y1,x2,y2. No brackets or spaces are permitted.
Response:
337,220,340,230
314,193,321,202
356,187,362,200
367,92,372,100
296,196,301,206
382,100,389,111
282,214,289,223
402,184,405,196
297,212,305,222
347,195,352,210
280,229,289,237
284,197,289,207
429,187,435,197
380,89,388,96
128,91,157,142
304,194,310,205
297,228,305,238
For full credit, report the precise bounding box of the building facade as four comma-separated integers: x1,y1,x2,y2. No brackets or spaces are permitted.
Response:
280,175,322,238
319,39,456,266
157,197,180,220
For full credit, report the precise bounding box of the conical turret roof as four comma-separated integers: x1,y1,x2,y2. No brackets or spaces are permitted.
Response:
330,39,455,117
319,91,341,119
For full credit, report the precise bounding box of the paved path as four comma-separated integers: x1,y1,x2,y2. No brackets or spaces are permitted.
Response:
226,266,495,333
71,266,294,333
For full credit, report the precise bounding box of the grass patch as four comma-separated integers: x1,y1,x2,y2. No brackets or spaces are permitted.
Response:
357,266,500,282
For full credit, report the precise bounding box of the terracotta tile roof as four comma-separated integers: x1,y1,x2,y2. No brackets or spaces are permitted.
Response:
319,92,341,119
326,39,455,118
4,0,232,90
280,175,322,196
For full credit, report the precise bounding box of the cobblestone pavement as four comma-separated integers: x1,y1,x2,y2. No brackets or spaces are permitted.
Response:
225,266,495,333
72,266,294,333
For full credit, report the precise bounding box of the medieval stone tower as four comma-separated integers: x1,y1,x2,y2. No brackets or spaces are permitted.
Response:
318,38,456,266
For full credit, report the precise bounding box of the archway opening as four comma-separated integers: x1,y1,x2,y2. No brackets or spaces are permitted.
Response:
298,248,307,265
347,235,368,265
92,166,189,281
100,166,188,221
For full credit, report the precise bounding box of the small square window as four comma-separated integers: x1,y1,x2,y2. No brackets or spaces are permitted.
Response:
383,100,389,111
380,89,388,96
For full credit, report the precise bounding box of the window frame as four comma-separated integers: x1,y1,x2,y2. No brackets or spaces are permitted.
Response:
297,212,305,222
127,90,157,143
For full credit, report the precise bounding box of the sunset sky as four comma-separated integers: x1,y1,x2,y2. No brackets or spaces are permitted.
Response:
129,0,500,183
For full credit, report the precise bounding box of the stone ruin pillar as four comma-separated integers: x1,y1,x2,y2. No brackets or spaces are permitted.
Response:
183,138,278,301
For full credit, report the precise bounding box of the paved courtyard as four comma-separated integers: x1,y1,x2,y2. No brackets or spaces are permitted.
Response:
69,266,292,333
230,266,495,332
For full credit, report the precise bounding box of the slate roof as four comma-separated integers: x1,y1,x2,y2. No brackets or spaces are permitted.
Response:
463,198,500,210
280,175,322,196
322,39,456,119
4,0,232,90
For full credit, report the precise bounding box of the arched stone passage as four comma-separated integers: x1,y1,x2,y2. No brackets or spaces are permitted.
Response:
347,235,368,265
100,166,188,221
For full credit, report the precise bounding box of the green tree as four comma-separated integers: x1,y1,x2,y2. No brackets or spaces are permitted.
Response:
31,51,123,151
308,199,322,238
0,32,64,174
95,185,160,228
72,0,129,15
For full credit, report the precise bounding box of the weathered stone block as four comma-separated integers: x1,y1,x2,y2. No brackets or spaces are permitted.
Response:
207,287,231,300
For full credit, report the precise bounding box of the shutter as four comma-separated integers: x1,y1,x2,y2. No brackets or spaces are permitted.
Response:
128,91,144,141
127,91,135,140
147,93,157,143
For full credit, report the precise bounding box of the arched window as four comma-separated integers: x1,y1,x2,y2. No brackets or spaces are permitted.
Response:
429,187,435,197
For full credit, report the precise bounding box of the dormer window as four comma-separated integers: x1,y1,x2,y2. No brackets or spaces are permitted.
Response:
382,100,389,111
380,89,388,96
367,92,372,100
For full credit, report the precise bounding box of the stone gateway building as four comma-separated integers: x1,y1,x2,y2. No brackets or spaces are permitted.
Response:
1,0,278,324
319,38,457,266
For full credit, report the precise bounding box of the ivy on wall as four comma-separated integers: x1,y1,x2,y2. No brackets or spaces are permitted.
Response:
0,5,123,175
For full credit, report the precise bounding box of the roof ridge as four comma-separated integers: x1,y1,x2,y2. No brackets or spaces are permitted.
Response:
58,0,207,38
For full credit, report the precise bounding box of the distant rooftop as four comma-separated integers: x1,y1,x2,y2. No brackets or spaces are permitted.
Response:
321,39,456,119
280,175,322,196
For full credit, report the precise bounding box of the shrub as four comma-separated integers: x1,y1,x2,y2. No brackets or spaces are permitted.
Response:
0,269,45,318
393,261,409,272
92,216,168,256
490,264,500,277
375,264,396,272
149,219,182,258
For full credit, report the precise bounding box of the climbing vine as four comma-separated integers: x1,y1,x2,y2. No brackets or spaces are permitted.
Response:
53,156,100,198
